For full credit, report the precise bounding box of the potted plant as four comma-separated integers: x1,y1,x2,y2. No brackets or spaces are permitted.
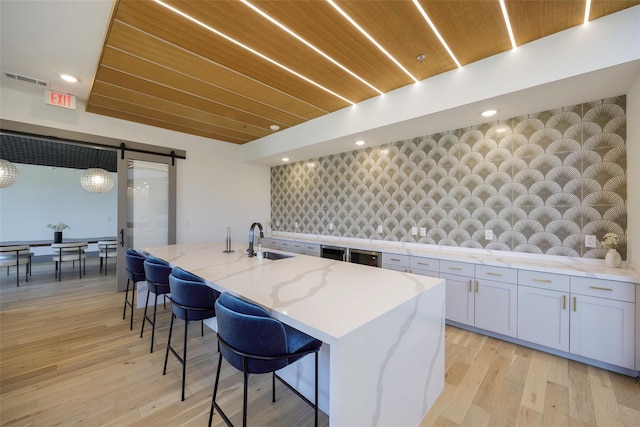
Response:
48,223,70,243
600,232,621,268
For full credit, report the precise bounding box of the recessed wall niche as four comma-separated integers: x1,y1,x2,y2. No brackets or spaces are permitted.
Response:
271,96,627,260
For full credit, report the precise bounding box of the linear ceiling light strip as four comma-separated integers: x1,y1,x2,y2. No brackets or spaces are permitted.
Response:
412,0,462,68
327,0,419,83
112,21,329,117
584,0,592,24
241,0,384,96
152,0,354,105
499,0,517,49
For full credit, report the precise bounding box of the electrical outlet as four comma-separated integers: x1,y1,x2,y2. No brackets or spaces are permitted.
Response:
328,223,334,231
377,225,383,233
485,230,493,240
585,234,597,248
420,227,426,236
411,226,418,235
294,222,299,229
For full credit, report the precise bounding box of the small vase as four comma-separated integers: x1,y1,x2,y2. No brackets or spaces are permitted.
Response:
54,231,63,243
605,248,622,268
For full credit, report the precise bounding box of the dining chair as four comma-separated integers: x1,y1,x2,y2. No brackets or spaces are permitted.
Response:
98,240,118,275
0,245,31,286
124,248,146,330
141,255,172,353
51,242,88,281
164,266,219,401
209,292,322,427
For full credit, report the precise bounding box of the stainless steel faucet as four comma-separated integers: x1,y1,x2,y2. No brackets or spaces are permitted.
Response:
247,222,264,257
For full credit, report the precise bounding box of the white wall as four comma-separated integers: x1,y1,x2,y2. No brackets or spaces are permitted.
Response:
0,163,117,241
627,74,640,269
0,87,271,246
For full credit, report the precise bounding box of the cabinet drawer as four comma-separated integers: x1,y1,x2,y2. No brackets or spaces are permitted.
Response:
518,270,570,292
261,238,280,249
382,253,410,270
278,240,294,251
571,277,635,303
301,243,321,257
289,242,306,254
410,256,439,274
440,260,474,277
475,265,517,284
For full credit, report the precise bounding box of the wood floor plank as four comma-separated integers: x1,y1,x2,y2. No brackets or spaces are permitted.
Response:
588,365,624,426
520,350,550,413
542,381,570,426
2,259,639,427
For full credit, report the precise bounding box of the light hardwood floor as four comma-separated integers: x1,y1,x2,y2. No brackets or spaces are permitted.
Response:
1,259,638,426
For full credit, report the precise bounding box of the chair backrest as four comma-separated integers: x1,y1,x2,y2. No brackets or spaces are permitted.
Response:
215,292,289,374
143,256,172,286
52,242,88,252
98,241,117,253
168,267,219,320
0,245,31,267
125,249,146,281
0,245,30,256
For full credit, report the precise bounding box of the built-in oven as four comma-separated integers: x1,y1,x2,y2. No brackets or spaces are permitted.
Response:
321,245,347,261
349,249,382,268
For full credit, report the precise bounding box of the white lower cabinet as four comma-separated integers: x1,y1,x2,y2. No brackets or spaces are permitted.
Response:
569,277,636,369
441,272,474,326
518,285,570,351
475,279,518,337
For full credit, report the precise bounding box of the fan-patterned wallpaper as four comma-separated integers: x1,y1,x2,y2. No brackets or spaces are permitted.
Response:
271,96,627,260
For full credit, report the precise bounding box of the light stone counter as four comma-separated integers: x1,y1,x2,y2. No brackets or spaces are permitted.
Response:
268,232,640,283
143,242,446,427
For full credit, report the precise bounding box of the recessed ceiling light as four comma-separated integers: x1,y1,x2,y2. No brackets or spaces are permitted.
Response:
270,124,280,131
282,157,290,162
482,109,497,117
59,74,78,83
355,140,365,146
416,54,426,62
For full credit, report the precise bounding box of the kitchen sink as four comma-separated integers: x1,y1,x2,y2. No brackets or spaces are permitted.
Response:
261,251,294,260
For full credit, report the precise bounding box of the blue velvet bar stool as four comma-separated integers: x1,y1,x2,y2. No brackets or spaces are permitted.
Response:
209,292,322,427
140,256,172,353
164,266,219,401
124,249,146,330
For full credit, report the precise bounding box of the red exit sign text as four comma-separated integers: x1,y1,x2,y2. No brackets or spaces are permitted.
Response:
44,90,76,110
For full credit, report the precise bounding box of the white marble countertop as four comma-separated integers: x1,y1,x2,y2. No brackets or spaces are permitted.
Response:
142,242,445,345
267,232,640,283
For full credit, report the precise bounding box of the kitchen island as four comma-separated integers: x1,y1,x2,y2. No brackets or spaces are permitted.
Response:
143,242,445,427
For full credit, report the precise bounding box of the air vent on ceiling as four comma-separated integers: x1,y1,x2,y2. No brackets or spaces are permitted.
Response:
3,72,49,87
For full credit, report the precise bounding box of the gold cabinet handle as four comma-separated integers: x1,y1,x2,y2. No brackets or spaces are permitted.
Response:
390,258,401,262
487,272,503,276
417,261,430,266
562,295,566,310
573,296,577,312
468,280,472,293
449,266,463,271
533,278,552,283
589,286,613,291
475,280,479,293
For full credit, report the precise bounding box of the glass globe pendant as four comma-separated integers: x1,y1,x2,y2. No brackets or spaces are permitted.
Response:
80,167,114,193
0,159,19,188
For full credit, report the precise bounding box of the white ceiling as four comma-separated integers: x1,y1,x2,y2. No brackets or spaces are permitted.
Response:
1,1,639,167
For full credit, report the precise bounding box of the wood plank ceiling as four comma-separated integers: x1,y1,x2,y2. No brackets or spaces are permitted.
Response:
87,0,639,145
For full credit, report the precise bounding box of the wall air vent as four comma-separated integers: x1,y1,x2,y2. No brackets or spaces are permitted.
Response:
3,72,49,87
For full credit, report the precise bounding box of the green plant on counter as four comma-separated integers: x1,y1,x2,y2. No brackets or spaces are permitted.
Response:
47,223,70,232
600,232,619,249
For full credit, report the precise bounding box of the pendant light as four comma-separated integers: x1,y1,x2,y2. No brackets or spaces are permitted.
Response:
0,159,19,188
80,149,113,193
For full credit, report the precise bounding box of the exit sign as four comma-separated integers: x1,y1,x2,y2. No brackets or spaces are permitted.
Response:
44,90,76,110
